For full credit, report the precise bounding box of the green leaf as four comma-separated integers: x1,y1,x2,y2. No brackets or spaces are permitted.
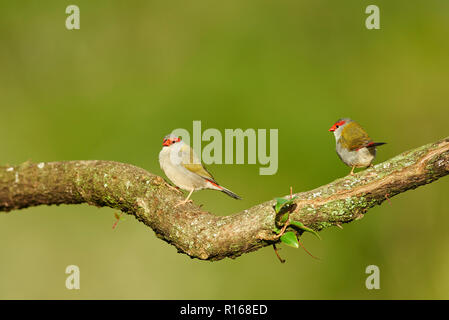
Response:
289,220,304,228
272,226,281,234
290,220,321,240
274,196,298,213
279,212,289,224
280,231,299,248
274,197,290,213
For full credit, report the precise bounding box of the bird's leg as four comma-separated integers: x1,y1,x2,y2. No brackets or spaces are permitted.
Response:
184,189,194,202
350,166,355,175
175,189,194,207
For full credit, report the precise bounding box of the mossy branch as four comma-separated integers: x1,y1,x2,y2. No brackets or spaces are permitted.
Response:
1,137,448,261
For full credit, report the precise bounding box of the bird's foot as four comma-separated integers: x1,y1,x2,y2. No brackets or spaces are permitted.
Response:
174,199,193,207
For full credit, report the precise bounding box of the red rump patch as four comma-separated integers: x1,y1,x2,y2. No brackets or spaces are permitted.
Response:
206,179,222,189
357,142,381,151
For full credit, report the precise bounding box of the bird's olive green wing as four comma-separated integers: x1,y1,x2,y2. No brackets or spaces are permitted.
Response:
180,144,216,181
182,162,216,181
340,122,373,151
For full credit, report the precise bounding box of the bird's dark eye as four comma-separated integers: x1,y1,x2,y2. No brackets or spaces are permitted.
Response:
336,125,339,128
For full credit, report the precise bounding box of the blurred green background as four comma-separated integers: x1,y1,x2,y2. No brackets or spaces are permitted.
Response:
1,0,448,299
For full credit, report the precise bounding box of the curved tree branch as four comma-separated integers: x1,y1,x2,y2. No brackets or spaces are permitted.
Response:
1,137,448,261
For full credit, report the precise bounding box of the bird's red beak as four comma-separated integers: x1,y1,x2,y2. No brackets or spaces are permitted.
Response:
163,139,170,146
328,125,336,132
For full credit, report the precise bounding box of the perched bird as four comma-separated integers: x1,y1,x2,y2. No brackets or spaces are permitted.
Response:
159,134,241,206
329,118,386,175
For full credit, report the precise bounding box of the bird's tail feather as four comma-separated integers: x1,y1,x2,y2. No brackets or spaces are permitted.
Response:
221,187,242,200
205,178,241,200
368,142,386,148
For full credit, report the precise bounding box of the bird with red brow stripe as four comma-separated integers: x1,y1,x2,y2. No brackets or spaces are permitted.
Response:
159,134,241,207
329,118,386,175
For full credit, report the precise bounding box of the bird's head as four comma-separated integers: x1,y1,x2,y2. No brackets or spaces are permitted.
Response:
329,118,352,139
162,135,181,147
